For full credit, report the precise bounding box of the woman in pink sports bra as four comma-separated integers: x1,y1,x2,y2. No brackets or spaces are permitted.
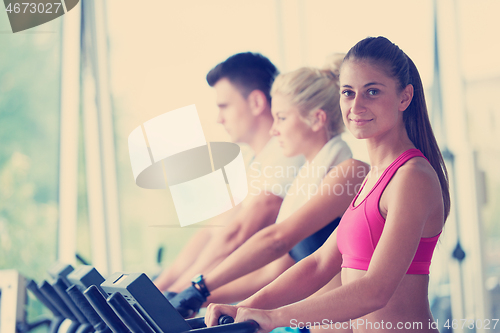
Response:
205,36,450,333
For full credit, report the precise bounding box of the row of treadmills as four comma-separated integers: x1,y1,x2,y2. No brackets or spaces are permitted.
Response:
26,263,259,333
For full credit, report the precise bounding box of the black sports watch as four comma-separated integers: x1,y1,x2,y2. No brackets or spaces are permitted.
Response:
191,274,210,298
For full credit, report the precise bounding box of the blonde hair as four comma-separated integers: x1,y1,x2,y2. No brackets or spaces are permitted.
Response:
271,53,345,138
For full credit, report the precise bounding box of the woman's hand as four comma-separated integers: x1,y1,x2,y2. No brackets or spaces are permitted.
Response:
205,303,238,327
205,303,276,333
235,307,275,333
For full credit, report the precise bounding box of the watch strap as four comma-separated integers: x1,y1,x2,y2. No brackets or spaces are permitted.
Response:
191,274,210,298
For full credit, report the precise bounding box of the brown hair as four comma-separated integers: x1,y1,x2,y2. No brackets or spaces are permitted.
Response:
344,36,450,219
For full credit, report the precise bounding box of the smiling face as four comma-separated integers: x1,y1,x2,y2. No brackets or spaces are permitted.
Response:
213,78,256,143
339,59,413,141
270,94,313,157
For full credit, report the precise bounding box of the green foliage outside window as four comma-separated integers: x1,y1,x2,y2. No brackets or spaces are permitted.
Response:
0,16,61,329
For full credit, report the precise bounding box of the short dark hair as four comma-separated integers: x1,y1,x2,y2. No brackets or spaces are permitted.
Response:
206,52,278,103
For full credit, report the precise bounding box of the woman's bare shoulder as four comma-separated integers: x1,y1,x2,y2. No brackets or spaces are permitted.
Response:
385,157,444,234
395,156,441,190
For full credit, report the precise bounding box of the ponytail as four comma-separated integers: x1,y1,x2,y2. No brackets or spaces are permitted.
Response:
404,56,450,219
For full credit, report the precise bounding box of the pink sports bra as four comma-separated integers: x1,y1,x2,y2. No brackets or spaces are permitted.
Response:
337,149,441,274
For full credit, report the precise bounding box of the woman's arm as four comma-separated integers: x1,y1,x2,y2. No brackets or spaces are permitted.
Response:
208,161,443,330
205,229,343,327
205,254,295,305
203,159,368,292
240,228,343,309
